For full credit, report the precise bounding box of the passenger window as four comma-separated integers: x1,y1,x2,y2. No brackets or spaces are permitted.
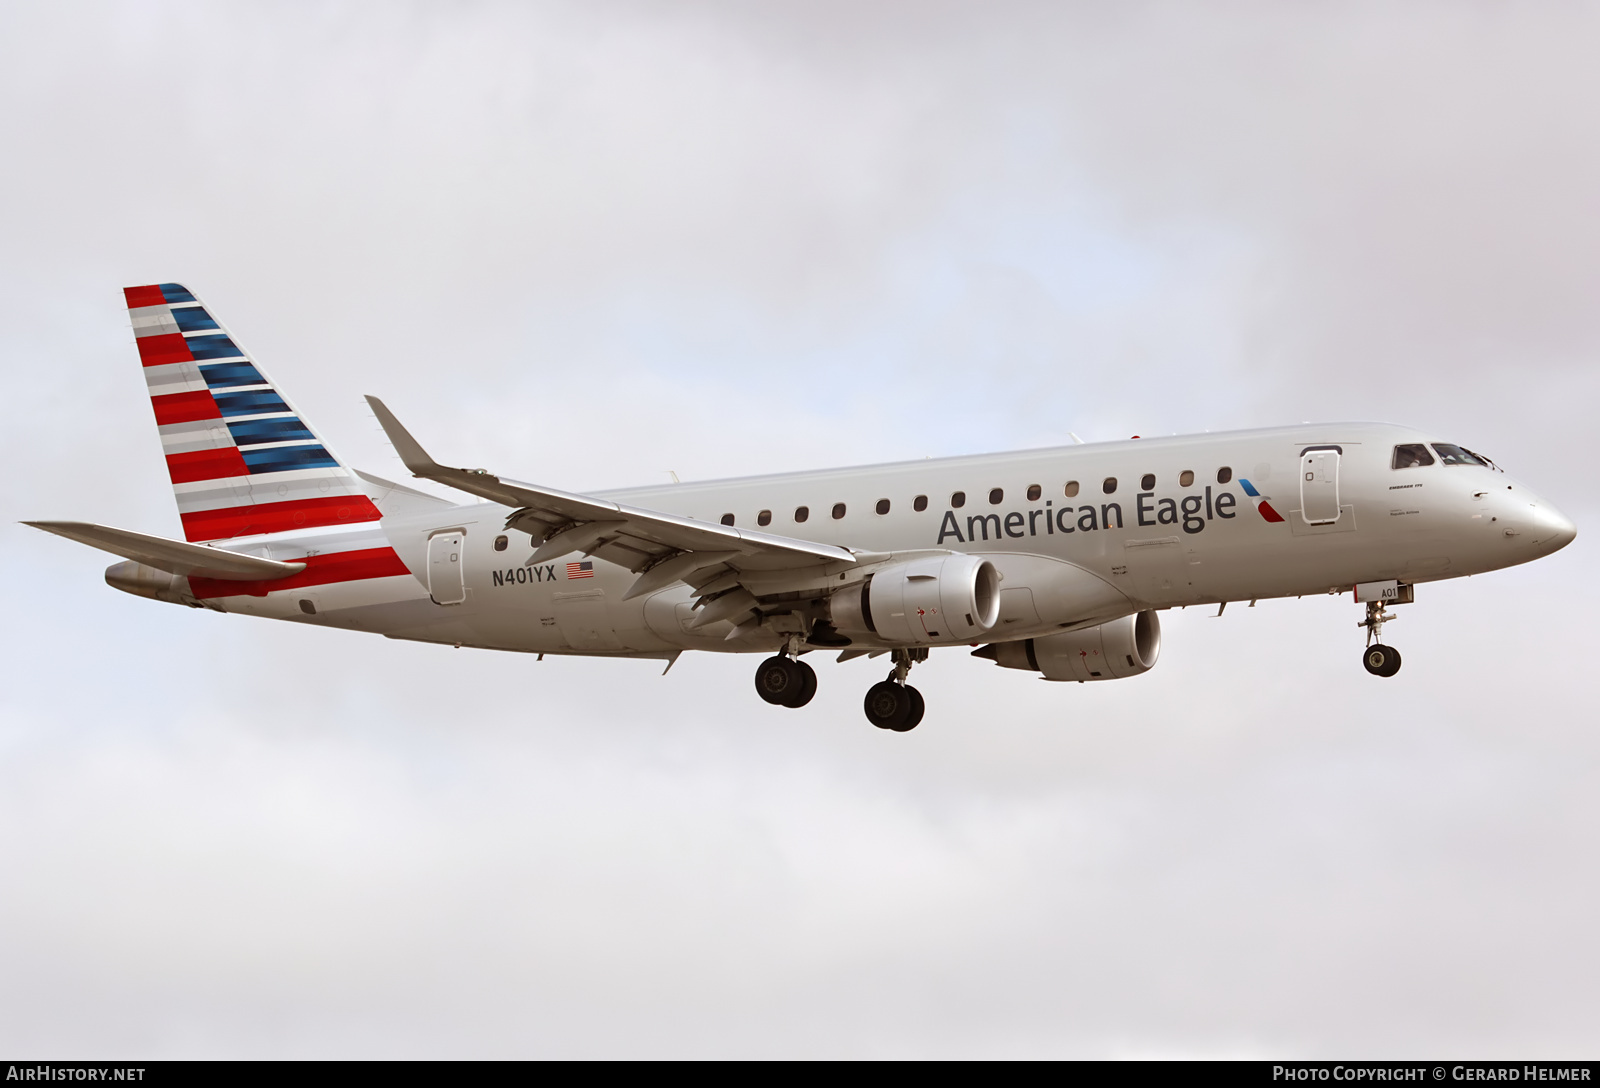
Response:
1064,481,1080,498
494,534,508,552
832,503,847,520
720,513,735,526
1026,484,1041,501
875,498,891,515
1102,477,1117,495
1431,443,1487,467
951,491,966,508
913,495,928,512
1392,444,1435,469
757,509,772,527
1179,470,1194,487
794,506,809,523
988,488,1004,505
1140,473,1155,490
1217,467,1233,484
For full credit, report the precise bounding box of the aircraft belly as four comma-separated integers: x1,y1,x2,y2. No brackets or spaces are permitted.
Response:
215,573,423,622
431,578,675,654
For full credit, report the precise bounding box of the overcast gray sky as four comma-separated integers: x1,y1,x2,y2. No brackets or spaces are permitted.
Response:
2,1,1597,1058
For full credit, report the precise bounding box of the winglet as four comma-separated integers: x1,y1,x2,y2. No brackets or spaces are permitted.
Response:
365,396,445,477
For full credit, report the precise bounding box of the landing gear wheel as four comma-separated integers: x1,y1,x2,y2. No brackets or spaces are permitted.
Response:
755,655,803,706
782,659,817,708
864,680,915,731
890,686,925,732
1362,644,1402,678
1357,601,1403,677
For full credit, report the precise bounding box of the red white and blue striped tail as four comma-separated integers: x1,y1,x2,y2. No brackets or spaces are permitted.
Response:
126,283,383,542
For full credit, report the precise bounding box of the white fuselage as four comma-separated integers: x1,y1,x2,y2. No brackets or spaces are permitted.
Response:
207,422,1575,660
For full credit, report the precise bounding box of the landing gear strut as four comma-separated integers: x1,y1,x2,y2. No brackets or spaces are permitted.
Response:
754,640,817,709
1358,600,1402,678
863,648,926,732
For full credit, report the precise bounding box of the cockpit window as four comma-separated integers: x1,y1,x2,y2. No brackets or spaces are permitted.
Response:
1431,443,1489,467
1392,444,1435,469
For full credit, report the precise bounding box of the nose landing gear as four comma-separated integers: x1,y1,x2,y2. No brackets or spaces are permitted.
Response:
1358,600,1403,677
863,648,926,732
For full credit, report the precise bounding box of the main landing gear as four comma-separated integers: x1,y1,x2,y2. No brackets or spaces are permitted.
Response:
1359,600,1403,678
751,644,927,731
753,652,817,708
864,648,926,732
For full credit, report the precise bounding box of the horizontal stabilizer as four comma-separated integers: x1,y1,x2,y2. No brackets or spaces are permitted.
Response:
24,520,307,581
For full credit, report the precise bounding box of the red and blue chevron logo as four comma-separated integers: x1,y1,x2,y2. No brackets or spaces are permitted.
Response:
1238,479,1285,523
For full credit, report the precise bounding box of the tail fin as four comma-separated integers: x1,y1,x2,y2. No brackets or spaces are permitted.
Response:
125,283,382,542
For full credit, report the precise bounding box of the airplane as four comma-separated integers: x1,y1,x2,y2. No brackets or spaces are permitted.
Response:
26,283,1579,732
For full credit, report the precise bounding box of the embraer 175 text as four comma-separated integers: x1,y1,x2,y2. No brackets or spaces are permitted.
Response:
28,284,1579,731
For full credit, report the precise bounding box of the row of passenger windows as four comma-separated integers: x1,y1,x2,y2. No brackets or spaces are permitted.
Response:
718,467,1236,526
1393,443,1494,470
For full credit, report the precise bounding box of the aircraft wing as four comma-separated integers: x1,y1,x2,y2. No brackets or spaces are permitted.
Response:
23,521,307,581
365,397,862,603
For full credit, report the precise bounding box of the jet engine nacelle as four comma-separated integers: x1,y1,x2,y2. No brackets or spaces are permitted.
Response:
831,554,1001,645
975,609,1161,681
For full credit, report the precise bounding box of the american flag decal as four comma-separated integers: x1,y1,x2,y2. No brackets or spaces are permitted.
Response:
566,561,594,579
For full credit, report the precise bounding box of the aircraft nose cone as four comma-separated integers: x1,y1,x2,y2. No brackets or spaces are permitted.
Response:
1529,501,1577,554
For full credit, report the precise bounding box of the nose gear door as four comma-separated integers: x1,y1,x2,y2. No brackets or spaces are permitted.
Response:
1300,448,1341,525
427,531,466,605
